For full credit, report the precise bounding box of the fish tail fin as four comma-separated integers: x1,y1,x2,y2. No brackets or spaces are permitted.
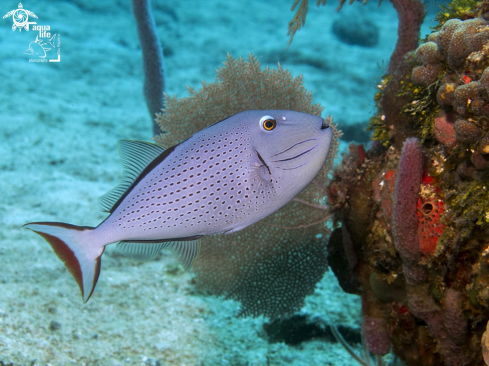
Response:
23,222,104,303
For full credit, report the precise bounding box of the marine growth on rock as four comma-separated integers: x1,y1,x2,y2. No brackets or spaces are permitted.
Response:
328,1,489,365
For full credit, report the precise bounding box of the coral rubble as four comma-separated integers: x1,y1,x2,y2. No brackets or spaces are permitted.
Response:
327,1,489,365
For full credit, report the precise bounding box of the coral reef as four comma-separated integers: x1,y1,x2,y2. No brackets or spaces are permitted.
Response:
327,1,489,365
155,54,342,318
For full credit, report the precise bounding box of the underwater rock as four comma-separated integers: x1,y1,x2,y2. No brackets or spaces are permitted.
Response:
332,17,379,47
49,320,61,331
264,314,361,346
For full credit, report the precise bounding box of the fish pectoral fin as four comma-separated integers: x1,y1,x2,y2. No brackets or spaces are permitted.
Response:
117,236,202,270
98,140,167,213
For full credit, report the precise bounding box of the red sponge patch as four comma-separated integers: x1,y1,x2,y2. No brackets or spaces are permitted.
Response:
417,196,445,255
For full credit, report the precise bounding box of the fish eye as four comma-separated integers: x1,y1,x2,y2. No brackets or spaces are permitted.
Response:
259,116,276,131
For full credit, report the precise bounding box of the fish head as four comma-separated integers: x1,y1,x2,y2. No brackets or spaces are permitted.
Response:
244,109,333,197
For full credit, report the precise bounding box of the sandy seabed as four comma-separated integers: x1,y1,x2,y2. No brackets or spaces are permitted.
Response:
0,0,437,364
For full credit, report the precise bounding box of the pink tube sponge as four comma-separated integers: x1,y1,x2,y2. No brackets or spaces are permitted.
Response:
392,138,423,263
362,316,391,355
441,289,467,344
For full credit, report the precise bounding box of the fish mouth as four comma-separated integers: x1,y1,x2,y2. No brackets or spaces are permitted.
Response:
321,118,330,130
271,139,318,158
271,145,319,163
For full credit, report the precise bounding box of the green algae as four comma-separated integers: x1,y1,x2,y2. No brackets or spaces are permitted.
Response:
367,76,391,146
436,0,481,25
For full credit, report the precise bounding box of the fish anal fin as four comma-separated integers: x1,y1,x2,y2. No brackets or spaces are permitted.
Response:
117,236,202,270
168,239,201,271
117,240,172,262
97,140,167,213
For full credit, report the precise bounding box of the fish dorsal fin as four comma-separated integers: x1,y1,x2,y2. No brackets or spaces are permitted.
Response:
116,237,202,270
97,140,166,213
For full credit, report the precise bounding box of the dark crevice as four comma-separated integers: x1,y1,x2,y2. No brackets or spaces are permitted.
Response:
264,314,361,346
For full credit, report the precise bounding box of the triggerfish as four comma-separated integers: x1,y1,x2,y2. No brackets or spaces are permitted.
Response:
24,110,333,302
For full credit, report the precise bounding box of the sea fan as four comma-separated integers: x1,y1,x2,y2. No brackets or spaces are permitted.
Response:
156,53,341,318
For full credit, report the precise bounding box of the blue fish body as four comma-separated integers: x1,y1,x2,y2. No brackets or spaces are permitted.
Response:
24,110,333,302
